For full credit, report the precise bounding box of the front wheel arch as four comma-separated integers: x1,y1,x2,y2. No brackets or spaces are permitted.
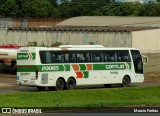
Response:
122,75,131,87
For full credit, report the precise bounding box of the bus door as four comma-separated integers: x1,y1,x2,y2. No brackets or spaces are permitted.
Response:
131,50,144,82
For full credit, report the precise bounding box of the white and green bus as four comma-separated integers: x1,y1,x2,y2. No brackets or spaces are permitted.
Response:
16,45,148,91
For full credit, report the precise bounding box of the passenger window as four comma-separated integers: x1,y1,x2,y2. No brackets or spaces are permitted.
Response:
91,51,103,62
117,50,131,62
104,51,115,62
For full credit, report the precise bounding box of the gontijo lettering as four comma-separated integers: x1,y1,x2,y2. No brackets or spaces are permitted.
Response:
18,54,28,59
106,64,125,69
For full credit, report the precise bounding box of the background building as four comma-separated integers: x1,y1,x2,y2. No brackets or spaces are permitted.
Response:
1,16,160,72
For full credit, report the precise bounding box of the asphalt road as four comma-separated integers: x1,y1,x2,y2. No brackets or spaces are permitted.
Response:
0,74,160,93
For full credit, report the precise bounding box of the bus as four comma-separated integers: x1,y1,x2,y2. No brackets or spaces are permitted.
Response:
16,45,148,91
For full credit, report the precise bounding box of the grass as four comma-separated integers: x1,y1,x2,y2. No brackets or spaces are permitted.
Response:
0,86,160,109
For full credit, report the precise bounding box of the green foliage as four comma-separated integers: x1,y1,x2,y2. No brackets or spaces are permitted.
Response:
139,3,160,16
0,0,19,16
21,0,58,17
51,41,62,47
89,42,94,45
40,42,46,47
26,41,38,47
0,0,59,17
26,41,63,47
0,0,160,17
93,2,144,16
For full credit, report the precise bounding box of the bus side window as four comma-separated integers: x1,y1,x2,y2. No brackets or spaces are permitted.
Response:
117,56,122,62
104,51,115,62
64,54,69,63
104,53,109,62
39,51,45,63
45,51,52,63
94,57,100,62
76,52,84,63
108,56,114,62
77,57,84,62
91,51,103,62
116,50,131,62
69,52,75,63
63,53,70,63
55,55,62,63
84,52,90,62
123,56,129,62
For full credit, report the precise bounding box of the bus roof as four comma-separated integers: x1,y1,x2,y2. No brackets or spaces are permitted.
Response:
59,45,104,48
18,46,140,51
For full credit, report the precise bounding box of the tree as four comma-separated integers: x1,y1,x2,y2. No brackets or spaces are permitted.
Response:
59,0,72,17
1,0,19,16
21,0,59,17
139,2,160,16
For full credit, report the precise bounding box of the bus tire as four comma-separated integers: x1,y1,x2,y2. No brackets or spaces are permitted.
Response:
37,86,46,91
66,78,76,90
55,78,65,91
122,76,130,87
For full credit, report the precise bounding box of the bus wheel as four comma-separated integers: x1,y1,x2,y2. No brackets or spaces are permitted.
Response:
55,78,65,90
104,84,111,88
66,78,76,90
37,86,46,91
122,76,130,87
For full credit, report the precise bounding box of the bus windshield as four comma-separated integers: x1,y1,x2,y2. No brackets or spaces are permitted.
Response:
131,50,143,74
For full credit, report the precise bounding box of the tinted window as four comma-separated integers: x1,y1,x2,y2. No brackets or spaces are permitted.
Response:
104,50,131,62
90,51,103,62
131,50,143,74
40,50,131,64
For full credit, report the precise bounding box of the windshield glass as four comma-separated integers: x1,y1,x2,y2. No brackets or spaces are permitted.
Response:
131,50,143,74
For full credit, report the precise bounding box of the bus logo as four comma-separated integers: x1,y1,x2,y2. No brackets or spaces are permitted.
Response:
17,53,36,60
106,64,125,70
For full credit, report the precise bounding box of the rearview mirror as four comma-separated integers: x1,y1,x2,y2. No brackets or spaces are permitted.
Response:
142,55,148,64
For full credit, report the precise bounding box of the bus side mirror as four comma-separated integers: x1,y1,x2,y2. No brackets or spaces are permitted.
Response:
142,55,148,64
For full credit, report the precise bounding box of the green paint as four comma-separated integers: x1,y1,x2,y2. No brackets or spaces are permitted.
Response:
79,64,86,71
93,63,131,70
17,53,36,60
17,65,37,72
17,63,132,73
40,65,70,72
83,71,89,78
64,65,70,71
17,65,70,72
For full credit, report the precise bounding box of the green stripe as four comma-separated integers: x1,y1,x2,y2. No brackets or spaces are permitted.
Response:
79,64,86,71
17,53,36,60
93,63,131,70
17,65,37,72
17,65,70,72
17,63,131,72
83,71,89,78
64,65,70,71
